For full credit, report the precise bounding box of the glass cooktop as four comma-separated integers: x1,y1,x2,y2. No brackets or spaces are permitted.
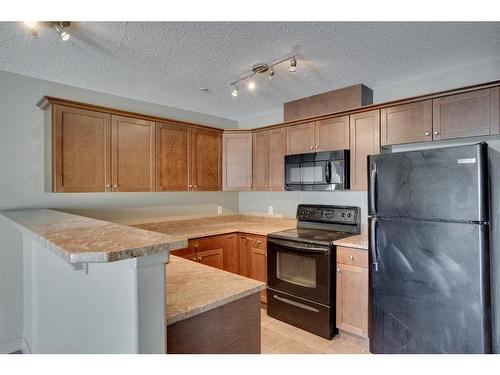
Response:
268,227,353,246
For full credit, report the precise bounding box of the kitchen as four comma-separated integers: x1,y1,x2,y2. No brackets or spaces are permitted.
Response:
0,5,499,373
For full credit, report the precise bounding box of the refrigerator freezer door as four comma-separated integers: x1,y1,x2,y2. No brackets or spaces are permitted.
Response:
369,218,491,353
368,143,488,222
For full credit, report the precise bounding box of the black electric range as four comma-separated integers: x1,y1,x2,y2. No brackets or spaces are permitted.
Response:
266,204,361,339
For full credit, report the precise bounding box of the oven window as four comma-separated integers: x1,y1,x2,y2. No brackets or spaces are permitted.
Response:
277,252,317,288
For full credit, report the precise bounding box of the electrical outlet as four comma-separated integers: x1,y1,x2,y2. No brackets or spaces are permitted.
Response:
268,205,274,215
217,205,223,215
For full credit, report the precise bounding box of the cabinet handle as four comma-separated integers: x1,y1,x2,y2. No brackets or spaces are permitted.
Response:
425,132,431,136
434,131,440,135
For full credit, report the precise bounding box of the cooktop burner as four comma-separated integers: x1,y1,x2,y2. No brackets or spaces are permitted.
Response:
268,227,353,246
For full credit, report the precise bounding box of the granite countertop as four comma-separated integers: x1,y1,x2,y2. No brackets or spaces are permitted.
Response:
333,225,368,250
166,255,265,325
0,209,187,264
134,215,297,240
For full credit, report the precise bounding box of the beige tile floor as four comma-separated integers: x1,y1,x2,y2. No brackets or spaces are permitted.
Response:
261,308,370,354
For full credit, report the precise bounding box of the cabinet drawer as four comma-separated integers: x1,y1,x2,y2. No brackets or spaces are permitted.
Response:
336,246,368,268
247,234,267,250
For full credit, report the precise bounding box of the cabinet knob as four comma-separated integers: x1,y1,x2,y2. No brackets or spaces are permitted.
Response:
248,185,252,189
349,255,354,260
191,257,197,261
337,268,341,273
315,145,319,149
434,131,440,135
197,257,202,261
309,146,314,149
113,184,118,188
425,132,431,136
194,185,198,189
106,184,111,188
256,240,261,244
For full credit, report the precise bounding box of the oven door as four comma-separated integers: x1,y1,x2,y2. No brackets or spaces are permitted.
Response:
267,238,332,305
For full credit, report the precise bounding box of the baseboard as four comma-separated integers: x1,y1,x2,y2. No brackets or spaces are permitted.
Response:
0,337,23,354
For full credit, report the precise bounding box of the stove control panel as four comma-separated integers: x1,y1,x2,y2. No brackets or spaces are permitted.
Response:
296,204,359,225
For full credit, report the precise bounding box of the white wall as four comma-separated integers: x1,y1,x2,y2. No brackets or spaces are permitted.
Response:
0,70,239,352
238,59,500,220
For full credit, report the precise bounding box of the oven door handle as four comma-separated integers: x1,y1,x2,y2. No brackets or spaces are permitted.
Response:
273,295,320,313
267,238,329,253
325,161,332,183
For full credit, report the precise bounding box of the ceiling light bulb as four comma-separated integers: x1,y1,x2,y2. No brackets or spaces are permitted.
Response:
268,68,275,80
289,57,297,72
231,85,239,97
24,21,37,29
247,79,255,90
55,25,70,41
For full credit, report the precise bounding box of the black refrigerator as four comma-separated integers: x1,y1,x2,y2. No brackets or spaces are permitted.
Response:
368,142,499,354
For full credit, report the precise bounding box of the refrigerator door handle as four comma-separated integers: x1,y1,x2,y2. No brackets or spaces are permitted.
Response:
370,218,379,272
369,162,377,214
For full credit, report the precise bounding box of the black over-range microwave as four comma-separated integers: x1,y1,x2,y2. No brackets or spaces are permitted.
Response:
284,150,349,191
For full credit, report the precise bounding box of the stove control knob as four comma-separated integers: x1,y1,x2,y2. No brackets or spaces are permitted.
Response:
341,212,346,218
347,212,353,218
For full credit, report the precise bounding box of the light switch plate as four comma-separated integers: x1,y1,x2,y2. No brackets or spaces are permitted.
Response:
217,205,223,215
268,205,274,215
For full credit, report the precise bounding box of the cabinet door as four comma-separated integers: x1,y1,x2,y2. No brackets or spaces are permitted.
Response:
53,105,111,192
223,234,239,274
380,100,432,146
170,247,197,261
191,128,222,191
433,87,500,140
237,234,250,277
315,115,350,151
197,248,224,269
111,115,155,192
336,263,368,337
252,131,269,191
223,133,253,191
155,122,190,191
268,127,285,191
349,110,380,191
286,122,315,155
249,246,267,303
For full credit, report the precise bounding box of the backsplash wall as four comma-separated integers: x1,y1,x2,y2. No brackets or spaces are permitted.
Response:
238,191,368,224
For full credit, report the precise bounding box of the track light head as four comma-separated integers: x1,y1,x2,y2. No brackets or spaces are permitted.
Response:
231,85,239,97
268,67,275,80
24,21,38,38
247,78,255,90
55,24,70,41
289,57,297,72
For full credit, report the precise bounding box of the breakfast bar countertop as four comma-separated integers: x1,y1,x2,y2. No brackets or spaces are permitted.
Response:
166,255,265,325
0,209,187,264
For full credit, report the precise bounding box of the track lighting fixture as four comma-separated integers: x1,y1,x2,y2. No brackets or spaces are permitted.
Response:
229,53,298,97
21,21,71,42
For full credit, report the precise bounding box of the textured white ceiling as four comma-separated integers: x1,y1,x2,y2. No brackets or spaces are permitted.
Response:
0,22,499,120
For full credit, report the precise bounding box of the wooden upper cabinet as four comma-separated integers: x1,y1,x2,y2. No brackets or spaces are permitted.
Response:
111,115,155,192
349,110,380,191
252,131,270,191
286,122,315,154
433,87,500,140
381,100,432,146
156,122,190,191
268,128,285,191
53,105,111,192
191,128,222,191
315,115,350,151
223,132,253,191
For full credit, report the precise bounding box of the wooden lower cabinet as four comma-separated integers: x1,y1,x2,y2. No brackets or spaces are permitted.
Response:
336,246,369,338
173,233,268,303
